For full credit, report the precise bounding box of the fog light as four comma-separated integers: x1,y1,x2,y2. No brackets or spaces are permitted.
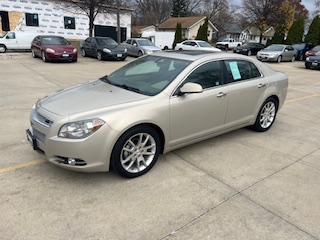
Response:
68,158,76,166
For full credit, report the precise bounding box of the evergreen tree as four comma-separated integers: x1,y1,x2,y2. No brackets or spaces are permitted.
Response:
171,0,188,17
285,18,304,44
196,18,209,41
271,31,285,44
305,16,320,45
173,22,182,49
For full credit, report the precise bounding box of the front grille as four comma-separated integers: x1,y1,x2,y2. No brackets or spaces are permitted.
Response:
33,110,53,127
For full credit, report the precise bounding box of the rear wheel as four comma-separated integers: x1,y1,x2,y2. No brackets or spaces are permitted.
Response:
81,48,86,57
41,51,47,62
31,49,36,58
252,98,278,132
111,126,161,178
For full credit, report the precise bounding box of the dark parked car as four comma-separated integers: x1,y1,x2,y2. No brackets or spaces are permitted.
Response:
305,45,320,58
80,37,127,61
31,35,77,62
292,43,314,60
233,42,265,56
305,51,320,70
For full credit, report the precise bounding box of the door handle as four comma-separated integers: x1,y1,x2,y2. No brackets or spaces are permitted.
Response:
217,92,227,97
258,83,266,88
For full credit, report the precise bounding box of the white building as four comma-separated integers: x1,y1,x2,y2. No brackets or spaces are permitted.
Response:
0,0,132,41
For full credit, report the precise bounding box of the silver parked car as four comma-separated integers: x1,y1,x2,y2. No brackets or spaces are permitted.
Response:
121,38,161,57
256,44,297,62
26,51,288,178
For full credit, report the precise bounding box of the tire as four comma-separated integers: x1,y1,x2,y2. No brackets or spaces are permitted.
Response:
41,51,47,62
251,98,278,132
291,56,295,62
111,125,161,178
305,63,310,69
138,50,143,57
178,48,183,51
247,50,252,56
81,48,86,57
97,51,103,61
163,46,169,50
31,49,36,58
277,56,282,63
72,59,77,62
0,44,7,53
299,53,304,61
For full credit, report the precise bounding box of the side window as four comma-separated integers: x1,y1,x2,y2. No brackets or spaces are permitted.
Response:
6,32,15,39
132,40,137,45
183,41,190,45
225,60,261,82
190,42,197,46
126,39,131,44
64,17,76,29
25,13,39,27
184,61,222,89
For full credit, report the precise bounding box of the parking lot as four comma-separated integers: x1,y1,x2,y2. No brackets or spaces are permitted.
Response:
1,52,320,240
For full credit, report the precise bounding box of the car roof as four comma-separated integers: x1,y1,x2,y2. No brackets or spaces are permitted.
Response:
151,50,255,61
36,35,65,38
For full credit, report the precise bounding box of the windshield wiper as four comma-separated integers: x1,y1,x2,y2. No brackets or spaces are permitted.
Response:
99,77,141,93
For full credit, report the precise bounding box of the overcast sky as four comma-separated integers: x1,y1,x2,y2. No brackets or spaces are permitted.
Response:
230,0,316,12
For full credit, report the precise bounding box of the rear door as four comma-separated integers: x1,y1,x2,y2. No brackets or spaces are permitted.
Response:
223,59,269,129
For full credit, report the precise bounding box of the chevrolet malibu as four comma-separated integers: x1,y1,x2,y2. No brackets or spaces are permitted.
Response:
26,51,288,178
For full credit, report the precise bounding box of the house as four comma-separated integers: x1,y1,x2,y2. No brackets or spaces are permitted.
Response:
156,16,218,41
0,0,132,41
217,23,243,41
241,26,275,45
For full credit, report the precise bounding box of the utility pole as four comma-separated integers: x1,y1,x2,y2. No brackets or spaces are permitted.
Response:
116,0,121,43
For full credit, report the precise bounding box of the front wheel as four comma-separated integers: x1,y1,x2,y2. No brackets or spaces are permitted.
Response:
97,51,103,61
41,51,47,62
31,49,37,58
277,56,282,63
111,126,161,178
299,53,304,61
251,98,278,132
247,50,252,56
0,44,6,53
291,56,295,62
81,48,86,57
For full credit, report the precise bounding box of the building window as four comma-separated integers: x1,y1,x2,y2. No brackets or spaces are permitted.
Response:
64,17,75,29
25,13,39,27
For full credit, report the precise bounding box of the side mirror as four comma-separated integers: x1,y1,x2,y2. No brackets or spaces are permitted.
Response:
133,43,137,46
285,49,288,52
178,82,203,96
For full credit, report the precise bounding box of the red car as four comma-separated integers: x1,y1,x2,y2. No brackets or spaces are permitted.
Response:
31,35,77,62
305,45,320,58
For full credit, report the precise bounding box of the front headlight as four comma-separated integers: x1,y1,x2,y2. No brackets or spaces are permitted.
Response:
306,57,310,61
145,49,153,54
73,48,77,53
124,48,127,53
46,48,55,53
58,119,105,139
103,48,111,53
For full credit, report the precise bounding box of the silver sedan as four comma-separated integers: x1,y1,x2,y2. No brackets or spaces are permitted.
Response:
27,51,288,178
121,38,161,57
256,44,297,62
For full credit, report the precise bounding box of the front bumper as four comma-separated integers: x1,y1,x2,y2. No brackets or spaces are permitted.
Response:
46,52,77,61
102,52,128,60
305,61,320,69
26,106,118,172
256,55,278,61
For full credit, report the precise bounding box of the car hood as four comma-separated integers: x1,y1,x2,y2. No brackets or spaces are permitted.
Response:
98,45,125,50
44,44,75,52
199,47,221,52
258,50,282,55
39,80,148,116
307,55,320,61
141,45,161,51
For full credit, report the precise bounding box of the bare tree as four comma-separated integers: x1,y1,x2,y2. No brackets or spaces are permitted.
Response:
134,0,172,26
60,0,116,37
241,0,284,43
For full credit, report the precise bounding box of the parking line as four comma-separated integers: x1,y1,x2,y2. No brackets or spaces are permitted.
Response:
285,94,320,104
0,159,45,173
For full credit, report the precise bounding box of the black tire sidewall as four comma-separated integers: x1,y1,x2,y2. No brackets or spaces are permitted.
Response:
111,126,161,178
252,98,278,132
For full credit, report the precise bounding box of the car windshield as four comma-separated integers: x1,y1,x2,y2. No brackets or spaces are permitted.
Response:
102,55,191,96
243,43,255,47
42,37,68,45
137,39,154,46
265,45,284,51
292,43,305,50
198,41,212,47
312,46,320,51
96,38,118,47
315,51,320,56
